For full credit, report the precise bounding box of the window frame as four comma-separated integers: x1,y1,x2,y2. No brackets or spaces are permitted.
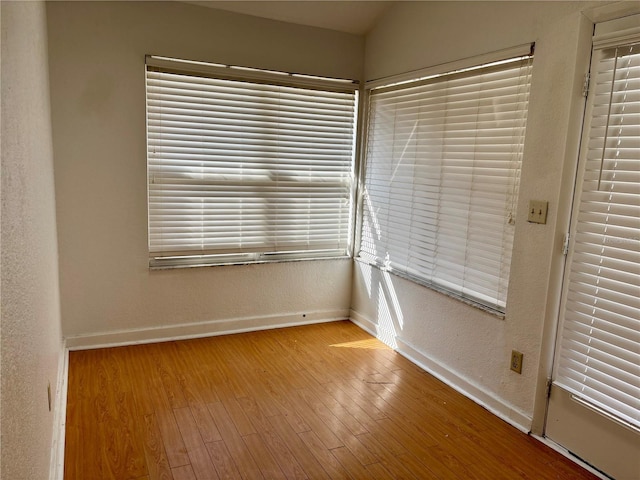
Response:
354,44,535,315
145,56,360,269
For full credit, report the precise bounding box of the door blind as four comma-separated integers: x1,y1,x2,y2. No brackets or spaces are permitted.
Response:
146,57,358,267
555,41,640,429
358,53,533,312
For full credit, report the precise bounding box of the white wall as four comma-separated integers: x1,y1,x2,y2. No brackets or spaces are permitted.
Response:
46,1,363,345
354,1,597,430
1,2,64,478
42,0,621,443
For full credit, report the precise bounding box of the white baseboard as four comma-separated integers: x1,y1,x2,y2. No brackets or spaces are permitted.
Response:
349,310,382,339
52,308,601,480
349,309,532,433
395,337,532,432
64,309,350,350
53,310,347,478
49,343,69,480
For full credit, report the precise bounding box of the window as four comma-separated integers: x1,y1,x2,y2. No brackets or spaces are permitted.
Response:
554,21,640,430
146,56,358,268
357,46,534,313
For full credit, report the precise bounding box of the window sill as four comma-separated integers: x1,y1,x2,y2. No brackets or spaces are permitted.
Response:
149,252,351,270
354,257,506,319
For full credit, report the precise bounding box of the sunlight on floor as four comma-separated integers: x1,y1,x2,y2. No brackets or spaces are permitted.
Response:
329,338,391,350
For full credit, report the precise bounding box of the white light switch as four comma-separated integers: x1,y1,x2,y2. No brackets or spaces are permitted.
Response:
528,200,548,224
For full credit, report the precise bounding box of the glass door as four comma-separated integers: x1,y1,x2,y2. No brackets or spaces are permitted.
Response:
545,14,640,480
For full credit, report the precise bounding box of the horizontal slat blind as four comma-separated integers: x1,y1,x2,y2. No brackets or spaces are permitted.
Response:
146,60,357,265
358,55,533,312
555,41,640,429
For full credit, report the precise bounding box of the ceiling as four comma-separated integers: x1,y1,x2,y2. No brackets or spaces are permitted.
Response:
185,1,396,35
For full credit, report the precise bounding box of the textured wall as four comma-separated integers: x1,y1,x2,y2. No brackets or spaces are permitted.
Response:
1,2,63,478
46,1,362,340
355,1,596,429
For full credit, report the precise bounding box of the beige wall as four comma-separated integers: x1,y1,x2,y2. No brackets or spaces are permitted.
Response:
1,1,64,478
46,1,363,343
46,0,602,429
4,1,632,476
354,1,597,430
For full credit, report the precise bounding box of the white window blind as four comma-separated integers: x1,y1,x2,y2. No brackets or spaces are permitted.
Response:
358,51,533,312
146,57,358,268
555,36,640,429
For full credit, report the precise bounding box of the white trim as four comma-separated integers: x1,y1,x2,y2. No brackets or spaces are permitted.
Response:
146,55,358,92
582,1,640,24
365,43,533,90
349,309,388,342
533,435,611,480
349,309,532,433
150,253,350,270
593,26,640,49
354,259,506,318
52,312,601,479
65,309,349,350
396,337,532,433
49,343,69,480
593,14,640,49
348,313,619,476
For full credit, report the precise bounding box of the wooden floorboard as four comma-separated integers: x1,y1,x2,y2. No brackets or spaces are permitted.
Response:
64,320,598,479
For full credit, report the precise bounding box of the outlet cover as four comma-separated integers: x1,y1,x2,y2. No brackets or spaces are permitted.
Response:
510,350,524,374
528,200,548,224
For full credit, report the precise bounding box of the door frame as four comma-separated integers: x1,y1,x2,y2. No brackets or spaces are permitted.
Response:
531,1,640,437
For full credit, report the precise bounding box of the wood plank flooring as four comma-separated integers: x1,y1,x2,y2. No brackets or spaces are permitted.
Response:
64,320,598,479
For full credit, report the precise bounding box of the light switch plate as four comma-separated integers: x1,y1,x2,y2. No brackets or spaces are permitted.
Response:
528,200,548,224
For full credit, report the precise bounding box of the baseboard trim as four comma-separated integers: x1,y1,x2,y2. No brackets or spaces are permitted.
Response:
349,310,381,340
49,342,69,480
53,308,605,480
349,309,532,433
395,337,532,432
54,311,346,478
64,309,350,350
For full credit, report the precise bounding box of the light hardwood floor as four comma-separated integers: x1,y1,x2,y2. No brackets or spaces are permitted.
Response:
64,320,598,479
